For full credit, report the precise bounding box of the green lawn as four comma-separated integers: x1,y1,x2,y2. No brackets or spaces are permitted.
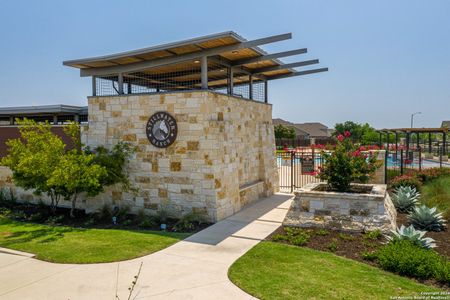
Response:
0,216,189,263
421,176,450,221
229,242,441,300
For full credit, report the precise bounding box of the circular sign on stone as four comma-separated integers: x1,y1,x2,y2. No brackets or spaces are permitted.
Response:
146,112,178,148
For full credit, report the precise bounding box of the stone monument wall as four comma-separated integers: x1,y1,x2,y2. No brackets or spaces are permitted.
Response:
81,91,278,221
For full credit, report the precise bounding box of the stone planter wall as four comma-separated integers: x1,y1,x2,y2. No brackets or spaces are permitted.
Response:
283,182,396,232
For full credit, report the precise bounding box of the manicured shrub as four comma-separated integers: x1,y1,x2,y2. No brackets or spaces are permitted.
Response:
361,250,378,261
315,229,330,236
377,240,441,280
326,239,338,252
416,168,450,183
386,225,436,249
408,205,446,232
364,229,382,240
391,186,420,213
173,212,207,232
271,227,311,246
390,174,422,190
290,233,310,246
434,260,450,285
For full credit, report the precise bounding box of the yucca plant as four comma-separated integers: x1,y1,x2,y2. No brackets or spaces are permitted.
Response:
391,186,420,213
408,205,446,232
386,225,436,249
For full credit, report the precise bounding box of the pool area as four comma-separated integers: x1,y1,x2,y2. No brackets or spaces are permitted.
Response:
385,154,450,168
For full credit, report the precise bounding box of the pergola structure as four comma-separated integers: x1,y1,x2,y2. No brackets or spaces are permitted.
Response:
63,31,328,103
377,127,448,155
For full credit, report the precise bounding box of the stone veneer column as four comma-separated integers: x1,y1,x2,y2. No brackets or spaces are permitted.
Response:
82,91,278,222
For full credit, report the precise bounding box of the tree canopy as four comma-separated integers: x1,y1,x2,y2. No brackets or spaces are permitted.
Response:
1,119,134,217
274,124,296,139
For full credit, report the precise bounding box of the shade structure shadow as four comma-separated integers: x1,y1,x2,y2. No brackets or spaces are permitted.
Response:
183,193,293,246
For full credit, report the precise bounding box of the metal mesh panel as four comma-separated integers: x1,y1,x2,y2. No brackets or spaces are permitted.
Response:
94,60,267,102
96,76,120,96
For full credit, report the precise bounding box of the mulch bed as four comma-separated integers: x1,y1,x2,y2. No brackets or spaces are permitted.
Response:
267,227,383,266
0,201,211,233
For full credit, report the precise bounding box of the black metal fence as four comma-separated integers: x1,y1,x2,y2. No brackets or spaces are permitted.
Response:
385,145,450,183
275,137,336,149
277,149,324,192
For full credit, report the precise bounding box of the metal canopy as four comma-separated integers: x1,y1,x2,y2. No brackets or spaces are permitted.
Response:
378,128,449,133
63,31,328,101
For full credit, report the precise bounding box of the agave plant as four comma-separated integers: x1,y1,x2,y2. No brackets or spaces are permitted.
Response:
391,186,420,213
408,205,446,232
386,225,436,249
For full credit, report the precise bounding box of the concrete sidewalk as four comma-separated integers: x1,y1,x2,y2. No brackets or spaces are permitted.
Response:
0,193,293,300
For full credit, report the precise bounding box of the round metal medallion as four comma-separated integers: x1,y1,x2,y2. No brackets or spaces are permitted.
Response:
146,112,178,148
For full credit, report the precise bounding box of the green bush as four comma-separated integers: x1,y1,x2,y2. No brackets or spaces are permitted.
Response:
315,229,330,236
434,260,450,285
338,233,354,241
291,233,310,246
271,227,311,246
377,240,442,280
390,174,422,190
327,239,338,252
173,212,207,232
364,229,382,240
361,250,378,261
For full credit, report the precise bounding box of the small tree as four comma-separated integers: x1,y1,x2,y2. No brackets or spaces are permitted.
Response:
274,124,296,139
48,151,106,218
85,142,136,191
2,120,135,217
49,123,134,218
1,119,66,212
317,131,380,192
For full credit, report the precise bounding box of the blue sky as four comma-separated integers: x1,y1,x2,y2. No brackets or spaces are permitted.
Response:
0,0,449,128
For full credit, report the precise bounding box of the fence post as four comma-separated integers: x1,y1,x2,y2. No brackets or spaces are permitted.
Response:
400,149,404,175
418,147,422,171
290,151,294,193
440,145,443,168
384,150,388,184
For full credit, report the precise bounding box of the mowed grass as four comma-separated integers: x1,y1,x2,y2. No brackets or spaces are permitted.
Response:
0,216,189,263
228,242,441,300
421,176,450,221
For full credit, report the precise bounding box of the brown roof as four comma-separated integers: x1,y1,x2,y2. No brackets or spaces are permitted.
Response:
273,119,330,137
294,122,330,137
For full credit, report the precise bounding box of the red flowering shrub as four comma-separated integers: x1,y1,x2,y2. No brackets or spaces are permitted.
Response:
390,174,422,190
416,168,450,183
389,167,450,190
317,132,380,192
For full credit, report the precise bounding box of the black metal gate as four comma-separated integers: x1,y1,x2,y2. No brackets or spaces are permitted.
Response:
277,149,324,192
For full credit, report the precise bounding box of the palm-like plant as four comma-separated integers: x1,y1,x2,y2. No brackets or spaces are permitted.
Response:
386,225,436,249
408,205,446,232
391,186,420,213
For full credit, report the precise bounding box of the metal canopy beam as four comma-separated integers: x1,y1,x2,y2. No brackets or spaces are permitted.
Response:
251,59,319,74
80,33,292,77
231,48,307,67
208,56,267,80
265,68,329,81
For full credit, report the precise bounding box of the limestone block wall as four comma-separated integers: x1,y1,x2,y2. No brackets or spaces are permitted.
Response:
368,150,386,185
82,91,278,221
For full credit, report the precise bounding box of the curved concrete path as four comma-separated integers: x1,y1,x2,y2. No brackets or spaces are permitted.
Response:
0,193,293,300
